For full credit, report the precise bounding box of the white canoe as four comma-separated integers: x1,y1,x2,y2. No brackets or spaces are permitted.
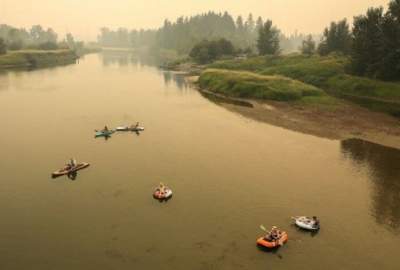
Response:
116,126,145,132
294,216,320,231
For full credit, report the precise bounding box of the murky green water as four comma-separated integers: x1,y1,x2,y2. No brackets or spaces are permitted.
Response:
0,53,399,270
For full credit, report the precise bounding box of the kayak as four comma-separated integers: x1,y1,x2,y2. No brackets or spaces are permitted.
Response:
95,130,114,137
131,126,145,132
153,188,173,200
257,232,288,248
52,162,90,178
293,216,320,231
116,126,145,132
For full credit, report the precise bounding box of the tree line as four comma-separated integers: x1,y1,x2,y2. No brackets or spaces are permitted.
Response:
0,24,83,55
97,11,308,54
299,0,400,81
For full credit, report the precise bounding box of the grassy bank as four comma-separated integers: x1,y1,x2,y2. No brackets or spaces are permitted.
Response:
198,69,338,107
209,54,400,116
0,50,78,69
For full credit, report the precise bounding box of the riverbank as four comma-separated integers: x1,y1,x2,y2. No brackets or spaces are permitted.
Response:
0,50,79,69
183,74,400,149
209,54,400,117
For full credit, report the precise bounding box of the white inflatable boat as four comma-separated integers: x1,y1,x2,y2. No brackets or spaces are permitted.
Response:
293,216,320,231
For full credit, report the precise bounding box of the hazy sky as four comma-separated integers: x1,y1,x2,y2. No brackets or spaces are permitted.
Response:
0,0,391,41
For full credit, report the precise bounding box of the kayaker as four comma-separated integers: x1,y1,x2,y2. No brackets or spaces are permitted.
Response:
312,216,320,227
270,226,280,240
159,182,166,193
103,126,109,132
70,158,77,167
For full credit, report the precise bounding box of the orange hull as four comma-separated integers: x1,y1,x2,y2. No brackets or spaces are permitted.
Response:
257,232,288,248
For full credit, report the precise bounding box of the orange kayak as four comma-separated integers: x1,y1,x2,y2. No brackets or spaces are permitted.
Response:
257,232,288,248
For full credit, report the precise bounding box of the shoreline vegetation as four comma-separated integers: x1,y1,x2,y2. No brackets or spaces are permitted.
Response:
0,49,79,69
163,54,400,149
0,47,101,70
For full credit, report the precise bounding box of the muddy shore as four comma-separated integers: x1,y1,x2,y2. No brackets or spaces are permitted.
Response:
184,75,400,149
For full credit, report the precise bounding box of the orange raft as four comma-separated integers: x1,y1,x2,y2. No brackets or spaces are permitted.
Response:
257,232,288,248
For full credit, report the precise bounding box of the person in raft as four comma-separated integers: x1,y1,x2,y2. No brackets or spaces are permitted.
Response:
158,182,166,192
312,216,320,227
65,158,76,170
103,126,109,132
265,226,281,241
130,122,140,129
70,158,77,167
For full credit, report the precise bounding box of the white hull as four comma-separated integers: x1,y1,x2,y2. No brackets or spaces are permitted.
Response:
294,216,320,231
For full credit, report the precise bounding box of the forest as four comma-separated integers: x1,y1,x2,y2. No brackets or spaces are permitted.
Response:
98,0,400,82
97,12,311,55
0,24,84,54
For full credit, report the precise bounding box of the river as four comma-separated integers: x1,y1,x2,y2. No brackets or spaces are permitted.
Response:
0,52,399,270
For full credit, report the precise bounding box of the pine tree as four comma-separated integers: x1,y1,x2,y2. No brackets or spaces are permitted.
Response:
300,35,316,56
318,19,351,55
257,20,280,55
351,8,385,77
380,0,400,80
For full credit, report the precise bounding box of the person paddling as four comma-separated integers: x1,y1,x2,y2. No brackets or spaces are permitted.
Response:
312,216,320,228
71,158,77,167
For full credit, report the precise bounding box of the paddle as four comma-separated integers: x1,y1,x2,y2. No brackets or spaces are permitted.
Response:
260,224,268,232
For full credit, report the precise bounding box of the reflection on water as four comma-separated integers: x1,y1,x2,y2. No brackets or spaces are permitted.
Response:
163,72,191,90
100,51,191,91
200,90,254,108
99,51,140,67
341,139,400,231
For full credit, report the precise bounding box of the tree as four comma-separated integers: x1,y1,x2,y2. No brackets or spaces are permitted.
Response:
255,17,263,33
380,0,400,80
245,14,255,33
300,35,316,55
257,20,280,55
216,38,234,55
350,8,385,77
350,1,400,80
45,28,58,43
7,28,24,50
318,19,352,55
66,33,75,48
0,38,6,54
189,38,235,63
30,25,44,43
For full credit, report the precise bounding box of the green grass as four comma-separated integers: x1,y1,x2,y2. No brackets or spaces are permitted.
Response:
198,69,333,103
209,53,400,115
0,50,78,69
